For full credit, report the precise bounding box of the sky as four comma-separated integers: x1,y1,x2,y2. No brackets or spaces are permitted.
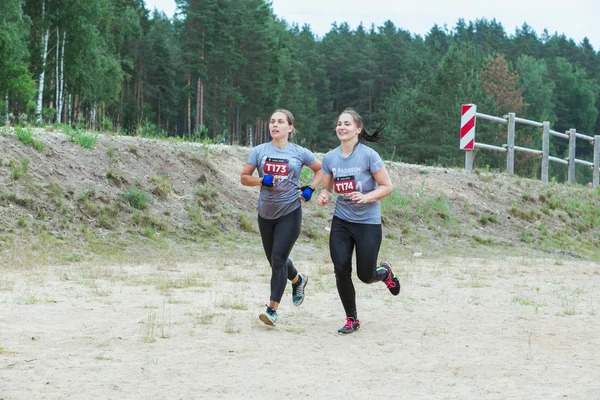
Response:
144,0,600,51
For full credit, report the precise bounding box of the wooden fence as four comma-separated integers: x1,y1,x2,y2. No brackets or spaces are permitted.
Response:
460,105,600,188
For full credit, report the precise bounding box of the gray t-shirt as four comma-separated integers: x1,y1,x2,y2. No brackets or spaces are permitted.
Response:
247,142,316,219
321,143,384,224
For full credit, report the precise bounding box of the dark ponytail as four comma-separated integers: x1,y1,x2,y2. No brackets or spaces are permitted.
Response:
339,108,386,143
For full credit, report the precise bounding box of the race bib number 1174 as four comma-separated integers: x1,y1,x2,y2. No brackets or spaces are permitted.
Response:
264,157,289,176
334,175,356,194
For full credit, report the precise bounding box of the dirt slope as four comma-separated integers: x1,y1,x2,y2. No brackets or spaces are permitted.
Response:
1,127,598,266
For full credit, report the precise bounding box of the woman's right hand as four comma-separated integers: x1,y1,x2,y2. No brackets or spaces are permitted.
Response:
317,189,332,206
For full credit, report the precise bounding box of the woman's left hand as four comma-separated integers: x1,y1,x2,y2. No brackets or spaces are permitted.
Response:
347,191,371,204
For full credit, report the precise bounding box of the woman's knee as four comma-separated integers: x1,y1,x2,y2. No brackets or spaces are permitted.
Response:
334,263,352,279
271,255,288,270
357,269,376,284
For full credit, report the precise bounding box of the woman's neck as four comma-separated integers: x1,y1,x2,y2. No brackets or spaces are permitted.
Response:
340,140,359,157
272,138,288,149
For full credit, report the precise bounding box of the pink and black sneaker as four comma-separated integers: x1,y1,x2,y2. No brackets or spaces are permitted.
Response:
338,317,360,334
379,262,401,296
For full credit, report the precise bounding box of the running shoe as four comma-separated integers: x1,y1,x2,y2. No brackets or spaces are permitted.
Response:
292,273,308,306
259,306,277,326
379,262,401,296
338,317,360,334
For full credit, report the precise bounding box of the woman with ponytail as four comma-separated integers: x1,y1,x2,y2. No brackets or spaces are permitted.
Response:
317,108,401,334
241,109,323,327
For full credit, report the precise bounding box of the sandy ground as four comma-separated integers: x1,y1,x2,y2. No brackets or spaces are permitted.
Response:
1,251,600,400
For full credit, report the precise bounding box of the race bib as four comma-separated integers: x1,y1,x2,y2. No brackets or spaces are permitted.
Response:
334,175,356,194
264,157,289,176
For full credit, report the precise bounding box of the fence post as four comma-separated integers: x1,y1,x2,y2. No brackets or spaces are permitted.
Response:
465,151,474,172
506,113,515,174
460,104,476,172
568,128,576,184
594,135,600,189
541,121,550,184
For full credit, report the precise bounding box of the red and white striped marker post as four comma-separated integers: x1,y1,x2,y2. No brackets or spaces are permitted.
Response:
460,104,476,171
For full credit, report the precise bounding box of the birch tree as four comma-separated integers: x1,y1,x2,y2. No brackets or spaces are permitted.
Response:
35,0,49,122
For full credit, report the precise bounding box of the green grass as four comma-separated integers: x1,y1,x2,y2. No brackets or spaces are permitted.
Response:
121,188,148,210
239,213,254,232
64,125,99,149
9,158,29,180
480,215,498,225
14,126,46,151
150,175,173,199
381,183,457,229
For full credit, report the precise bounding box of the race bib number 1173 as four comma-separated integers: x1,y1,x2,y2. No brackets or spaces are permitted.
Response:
264,157,289,176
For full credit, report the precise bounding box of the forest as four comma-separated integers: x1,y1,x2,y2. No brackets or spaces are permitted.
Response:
1,0,599,181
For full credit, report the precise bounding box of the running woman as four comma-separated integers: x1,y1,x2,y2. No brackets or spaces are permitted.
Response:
317,108,401,334
240,109,323,326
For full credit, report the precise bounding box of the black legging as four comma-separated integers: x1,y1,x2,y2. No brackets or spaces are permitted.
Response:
258,206,302,303
329,216,387,318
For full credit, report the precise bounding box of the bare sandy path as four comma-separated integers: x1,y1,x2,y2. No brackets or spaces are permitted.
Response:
1,255,599,399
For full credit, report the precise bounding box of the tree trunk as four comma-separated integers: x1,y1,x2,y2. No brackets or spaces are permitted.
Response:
55,28,59,122
91,104,96,130
67,93,71,124
57,29,66,123
158,98,161,129
200,80,204,128
136,64,143,126
4,93,8,125
195,77,200,134
186,70,191,137
72,95,78,124
199,30,205,128
35,0,49,123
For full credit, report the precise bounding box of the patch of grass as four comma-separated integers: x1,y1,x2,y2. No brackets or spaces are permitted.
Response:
239,213,254,233
479,215,498,225
78,188,96,202
0,277,15,291
472,235,493,245
143,226,155,238
15,126,33,145
224,317,241,334
10,158,29,180
195,185,218,212
150,175,173,199
522,193,534,202
381,183,456,229
511,296,535,306
131,211,167,231
197,311,217,325
121,188,148,210
63,253,84,262
186,204,223,237
217,296,248,310
106,169,126,186
65,126,99,149
107,146,119,162
45,182,64,206
520,232,534,244
510,206,540,222
151,273,210,294
457,277,489,288
143,310,157,343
